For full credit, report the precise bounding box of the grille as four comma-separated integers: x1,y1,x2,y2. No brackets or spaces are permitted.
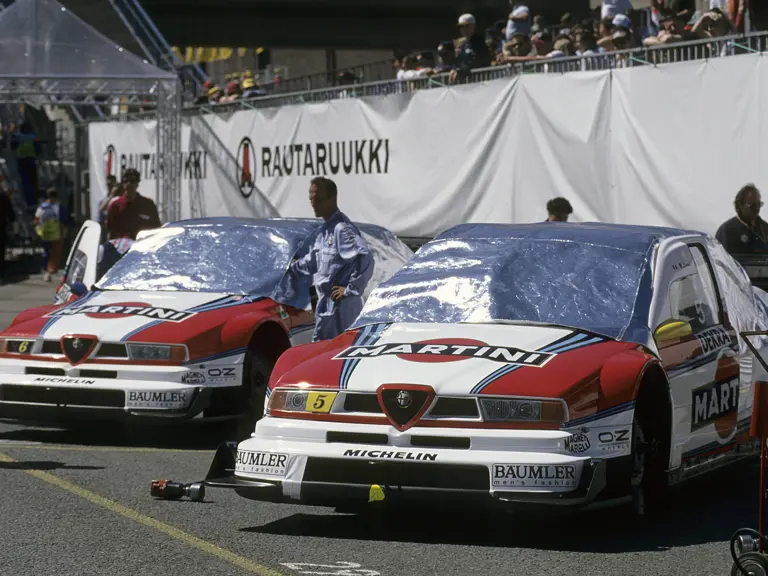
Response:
326,431,388,445
40,341,62,355
430,398,479,418
79,370,118,379
25,367,66,376
304,458,489,490
94,343,128,358
410,436,471,450
0,385,125,408
343,393,382,413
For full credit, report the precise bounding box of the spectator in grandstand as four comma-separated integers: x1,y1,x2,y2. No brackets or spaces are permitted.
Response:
553,34,576,56
220,80,242,103
532,30,554,57
506,0,531,41
241,71,267,99
546,197,574,222
716,183,768,255
0,189,14,284
106,168,161,241
450,14,492,83
559,13,575,37
575,29,605,56
34,188,66,282
208,84,223,104
434,41,456,73
497,32,539,64
486,26,505,60
643,9,699,45
283,177,373,342
729,0,749,33
601,0,633,20
598,16,616,49
689,8,734,39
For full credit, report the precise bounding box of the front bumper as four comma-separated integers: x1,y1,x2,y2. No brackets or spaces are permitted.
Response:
0,361,244,424
203,418,610,510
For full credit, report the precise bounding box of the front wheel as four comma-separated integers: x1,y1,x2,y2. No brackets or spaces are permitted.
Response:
630,413,668,519
235,351,273,440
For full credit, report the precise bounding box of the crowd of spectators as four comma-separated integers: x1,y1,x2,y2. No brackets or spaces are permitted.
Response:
392,0,761,83
193,69,270,105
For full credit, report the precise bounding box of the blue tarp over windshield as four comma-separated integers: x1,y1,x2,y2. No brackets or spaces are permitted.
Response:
96,217,413,310
352,222,702,343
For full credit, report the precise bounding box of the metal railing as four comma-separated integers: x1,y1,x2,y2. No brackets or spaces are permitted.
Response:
92,30,768,123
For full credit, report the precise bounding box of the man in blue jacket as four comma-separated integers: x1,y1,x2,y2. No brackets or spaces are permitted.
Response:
288,177,374,342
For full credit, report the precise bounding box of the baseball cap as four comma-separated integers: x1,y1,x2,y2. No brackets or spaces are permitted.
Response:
458,13,475,26
612,14,631,29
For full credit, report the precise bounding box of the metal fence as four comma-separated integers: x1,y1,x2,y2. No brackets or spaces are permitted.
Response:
105,30,768,123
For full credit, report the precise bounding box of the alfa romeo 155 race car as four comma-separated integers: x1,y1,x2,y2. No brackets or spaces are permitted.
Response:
205,222,768,515
0,217,412,437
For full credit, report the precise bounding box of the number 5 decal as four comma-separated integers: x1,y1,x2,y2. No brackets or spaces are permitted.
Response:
306,391,337,414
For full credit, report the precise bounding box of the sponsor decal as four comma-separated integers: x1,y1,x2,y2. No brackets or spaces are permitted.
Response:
235,450,288,476
695,326,732,355
181,371,205,385
106,145,208,182
596,428,631,453
564,432,591,454
257,140,390,180
691,377,739,435
343,449,437,461
46,303,195,323
492,464,579,488
333,342,554,367
126,390,190,409
236,137,257,198
206,367,237,382
33,376,96,385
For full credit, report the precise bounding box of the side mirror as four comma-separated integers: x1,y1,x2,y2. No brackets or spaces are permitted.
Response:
70,282,88,297
653,319,693,344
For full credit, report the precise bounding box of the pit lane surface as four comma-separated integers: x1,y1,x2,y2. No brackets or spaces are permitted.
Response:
0,277,755,576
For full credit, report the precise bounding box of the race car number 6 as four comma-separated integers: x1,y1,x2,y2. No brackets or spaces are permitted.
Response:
281,561,380,575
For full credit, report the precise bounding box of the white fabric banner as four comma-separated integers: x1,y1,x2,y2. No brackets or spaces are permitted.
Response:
88,53,768,238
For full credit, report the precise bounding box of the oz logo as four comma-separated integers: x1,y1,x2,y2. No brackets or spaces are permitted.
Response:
236,137,256,198
104,144,118,180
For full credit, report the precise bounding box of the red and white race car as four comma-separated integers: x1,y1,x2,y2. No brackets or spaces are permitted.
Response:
205,223,768,515
0,217,412,437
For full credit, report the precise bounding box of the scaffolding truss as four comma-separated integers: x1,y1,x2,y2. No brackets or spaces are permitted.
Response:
0,0,182,222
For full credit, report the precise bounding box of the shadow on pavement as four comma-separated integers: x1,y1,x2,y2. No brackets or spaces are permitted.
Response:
242,459,757,553
0,421,234,451
0,460,105,471
1,251,41,285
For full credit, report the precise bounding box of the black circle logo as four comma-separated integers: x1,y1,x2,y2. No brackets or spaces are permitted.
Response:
236,137,257,198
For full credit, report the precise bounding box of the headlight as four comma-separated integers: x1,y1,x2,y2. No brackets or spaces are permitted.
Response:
268,387,338,414
127,343,187,362
479,397,567,424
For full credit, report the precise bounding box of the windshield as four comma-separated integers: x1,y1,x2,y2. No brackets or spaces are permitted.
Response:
96,223,311,294
351,236,651,340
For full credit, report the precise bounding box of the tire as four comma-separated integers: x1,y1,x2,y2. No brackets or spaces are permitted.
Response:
732,552,768,576
235,351,273,441
630,408,668,519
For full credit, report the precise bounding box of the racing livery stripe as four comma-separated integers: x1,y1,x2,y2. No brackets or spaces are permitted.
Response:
183,346,248,365
681,415,752,460
40,290,100,337
666,339,740,377
339,323,390,390
288,323,314,337
121,319,163,341
561,399,636,428
470,332,605,395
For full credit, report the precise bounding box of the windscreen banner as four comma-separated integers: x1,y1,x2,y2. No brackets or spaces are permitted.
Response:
89,53,768,238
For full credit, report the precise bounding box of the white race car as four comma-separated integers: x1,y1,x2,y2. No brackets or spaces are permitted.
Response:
0,217,412,437
205,222,768,515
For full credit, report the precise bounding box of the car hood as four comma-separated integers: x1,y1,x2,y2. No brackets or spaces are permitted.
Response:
273,322,635,398
7,289,272,344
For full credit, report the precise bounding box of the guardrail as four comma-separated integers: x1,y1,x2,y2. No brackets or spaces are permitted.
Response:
97,30,768,123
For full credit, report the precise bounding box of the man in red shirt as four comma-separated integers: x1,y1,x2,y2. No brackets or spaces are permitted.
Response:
106,168,161,240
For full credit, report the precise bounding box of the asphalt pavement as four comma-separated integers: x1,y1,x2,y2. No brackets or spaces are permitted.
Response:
0,272,758,576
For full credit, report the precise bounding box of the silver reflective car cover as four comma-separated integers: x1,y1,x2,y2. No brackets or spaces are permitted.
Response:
351,223,691,345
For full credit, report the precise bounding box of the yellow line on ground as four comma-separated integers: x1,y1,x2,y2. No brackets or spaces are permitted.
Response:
0,443,212,453
0,453,284,576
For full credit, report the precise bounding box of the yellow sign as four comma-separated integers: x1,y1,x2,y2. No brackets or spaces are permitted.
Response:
306,391,337,414
171,46,265,64
369,484,385,503
17,341,31,354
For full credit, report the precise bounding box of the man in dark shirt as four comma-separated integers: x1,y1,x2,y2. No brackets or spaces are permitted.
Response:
106,168,162,240
715,183,768,255
451,14,492,83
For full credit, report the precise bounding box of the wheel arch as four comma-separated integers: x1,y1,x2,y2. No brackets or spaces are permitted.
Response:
247,320,292,366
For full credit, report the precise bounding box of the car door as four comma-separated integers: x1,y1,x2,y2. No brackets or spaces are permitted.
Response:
650,240,741,473
53,220,102,305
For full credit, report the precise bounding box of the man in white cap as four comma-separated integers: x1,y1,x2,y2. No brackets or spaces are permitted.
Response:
450,14,491,83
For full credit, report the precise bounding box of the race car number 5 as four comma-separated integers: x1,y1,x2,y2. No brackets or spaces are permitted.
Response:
281,561,380,576
306,391,337,414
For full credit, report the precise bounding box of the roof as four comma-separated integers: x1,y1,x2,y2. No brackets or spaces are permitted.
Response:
435,222,705,252
169,216,400,238
0,0,175,80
